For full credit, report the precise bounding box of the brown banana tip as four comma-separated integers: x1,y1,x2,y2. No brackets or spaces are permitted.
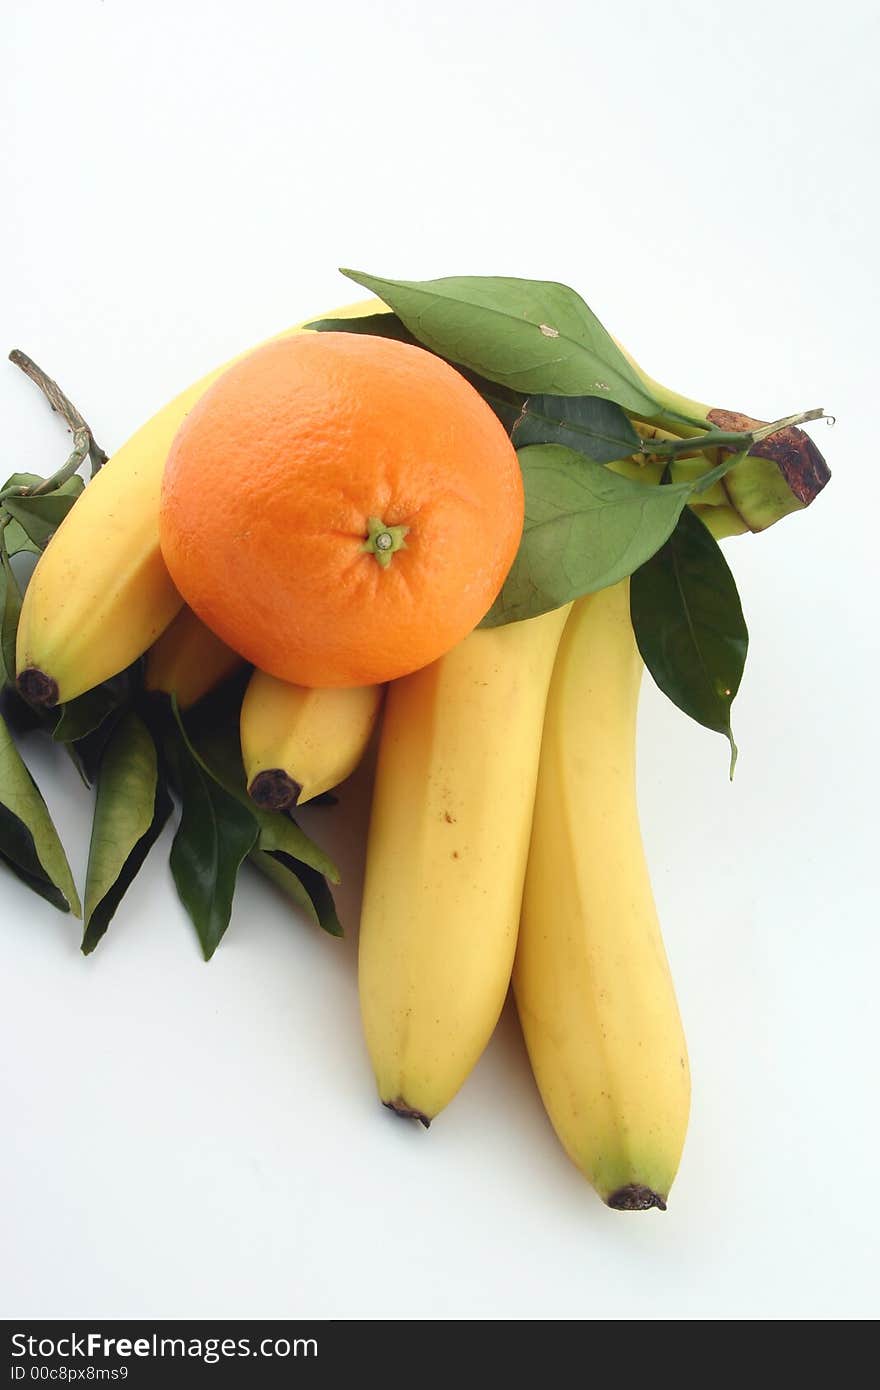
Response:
16,668,60,708
708,407,830,505
383,1099,431,1129
247,768,301,811
606,1185,668,1212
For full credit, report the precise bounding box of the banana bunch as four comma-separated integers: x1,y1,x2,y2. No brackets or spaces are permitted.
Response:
8,291,827,1214
357,583,687,1208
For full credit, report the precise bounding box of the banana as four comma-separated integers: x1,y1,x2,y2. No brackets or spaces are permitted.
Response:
15,301,383,707
689,503,749,541
240,670,382,809
358,605,571,1125
144,604,243,710
513,580,690,1210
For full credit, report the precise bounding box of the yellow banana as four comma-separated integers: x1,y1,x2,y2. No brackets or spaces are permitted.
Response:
240,671,382,809
689,503,749,540
144,605,243,710
358,605,571,1125
514,580,690,1210
15,300,382,707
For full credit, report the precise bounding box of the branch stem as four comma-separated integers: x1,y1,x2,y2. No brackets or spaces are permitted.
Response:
8,349,108,477
636,407,825,461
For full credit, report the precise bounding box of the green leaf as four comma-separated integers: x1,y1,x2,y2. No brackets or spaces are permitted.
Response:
251,849,343,936
630,507,748,777
2,522,39,557
0,711,81,914
512,393,640,463
291,856,342,935
482,446,692,626
483,446,744,626
1,474,45,555
306,312,418,344
0,546,23,687
53,683,123,743
253,807,340,883
2,473,45,489
2,476,85,550
339,270,660,415
166,703,259,960
81,714,173,954
0,806,69,911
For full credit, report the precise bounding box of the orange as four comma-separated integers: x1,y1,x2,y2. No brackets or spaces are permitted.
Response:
158,332,524,687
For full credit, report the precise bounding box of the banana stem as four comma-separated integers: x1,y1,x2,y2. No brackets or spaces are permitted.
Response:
635,407,826,462
7,348,107,480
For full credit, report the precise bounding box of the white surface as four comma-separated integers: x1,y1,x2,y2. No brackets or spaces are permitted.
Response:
2,0,878,1322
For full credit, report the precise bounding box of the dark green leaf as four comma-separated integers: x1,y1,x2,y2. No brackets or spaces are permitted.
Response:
0,806,69,911
0,546,23,687
65,713,125,788
292,857,342,935
457,368,525,433
81,714,173,954
0,711,81,914
53,664,140,772
0,686,51,736
166,704,259,959
630,507,748,777
251,849,343,937
2,476,85,549
512,394,640,464
340,270,660,415
53,684,122,743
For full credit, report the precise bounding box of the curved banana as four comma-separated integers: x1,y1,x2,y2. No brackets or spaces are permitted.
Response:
358,605,571,1125
240,671,382,809
15,300,382,706
514,580,690,1210
144,605,243,710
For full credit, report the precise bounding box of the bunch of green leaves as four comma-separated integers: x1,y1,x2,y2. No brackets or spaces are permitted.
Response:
309,270,825,772
1,357,341,955
0,388,110,919
158,679,342,960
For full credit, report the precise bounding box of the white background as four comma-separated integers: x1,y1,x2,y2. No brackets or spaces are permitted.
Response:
2,0,878,1321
